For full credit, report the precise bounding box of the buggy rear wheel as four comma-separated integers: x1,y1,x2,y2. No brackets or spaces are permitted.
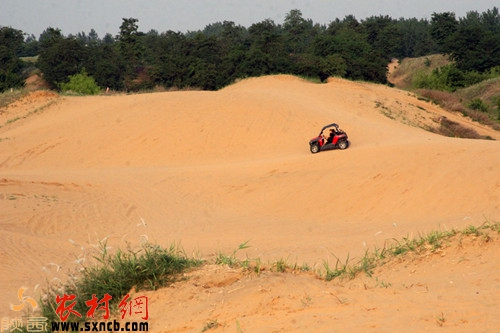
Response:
338,140,348,150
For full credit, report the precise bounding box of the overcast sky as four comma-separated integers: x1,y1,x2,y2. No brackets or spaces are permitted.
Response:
1,0,498,38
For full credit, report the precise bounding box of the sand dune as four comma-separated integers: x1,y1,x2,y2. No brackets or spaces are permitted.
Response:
1,75,499,331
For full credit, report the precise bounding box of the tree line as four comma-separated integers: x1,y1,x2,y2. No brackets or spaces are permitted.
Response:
1,8,499,93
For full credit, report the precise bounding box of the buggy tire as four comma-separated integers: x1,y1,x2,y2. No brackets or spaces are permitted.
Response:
338,140,348,150
310,144,320,154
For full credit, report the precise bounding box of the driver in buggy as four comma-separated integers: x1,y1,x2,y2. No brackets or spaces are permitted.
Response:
326,128,336,144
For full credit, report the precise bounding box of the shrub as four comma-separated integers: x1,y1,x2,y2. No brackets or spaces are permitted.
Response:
60,69,101,95
413,64,497,92
496,98,500,120
468,98,488,112
413,68,450,91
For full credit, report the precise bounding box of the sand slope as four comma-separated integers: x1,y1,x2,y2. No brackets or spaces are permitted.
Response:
1,75,499,331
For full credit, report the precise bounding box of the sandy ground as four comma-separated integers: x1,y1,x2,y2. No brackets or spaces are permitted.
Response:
1,75,499,332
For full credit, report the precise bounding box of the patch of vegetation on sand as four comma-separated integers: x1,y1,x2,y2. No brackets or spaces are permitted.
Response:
39,239,201,325
321,220,499,282
429,116,493,139
27,220,498,329
214,221,500,283
0,89,30,109
389,55,500,133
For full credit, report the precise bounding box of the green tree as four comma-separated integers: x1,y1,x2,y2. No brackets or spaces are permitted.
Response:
38,27,64,48
184,33,220,89
117,18,144,91
316,24,387,83
216,21,248,84
363,15,403,59
283,9,316,54
102,33,115,45
396,18,437,57
430,12,458,54
85,42,125,91
450,9,500,72
18,34,39,57
321,54,347,79
37,35,87,89
291,53,346,82
0,27,25,92
146,30,190,89
246,19,288,75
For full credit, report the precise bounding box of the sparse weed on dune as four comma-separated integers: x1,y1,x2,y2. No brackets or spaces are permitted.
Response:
210,222,500,286
0,88,29,108
215,241,250,268
316,222,499,283
201,319,219,332
0,100,58,129
215,241,311,275
435,312,446,327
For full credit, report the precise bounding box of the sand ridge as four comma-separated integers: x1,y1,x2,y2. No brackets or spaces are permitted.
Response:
1,75,499,331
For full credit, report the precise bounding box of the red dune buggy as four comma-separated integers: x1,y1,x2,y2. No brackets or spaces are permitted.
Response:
309,123,349,153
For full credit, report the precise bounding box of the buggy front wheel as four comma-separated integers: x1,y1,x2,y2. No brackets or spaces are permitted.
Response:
310,144,320,153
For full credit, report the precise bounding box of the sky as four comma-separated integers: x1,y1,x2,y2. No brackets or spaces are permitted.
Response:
1,0,499,38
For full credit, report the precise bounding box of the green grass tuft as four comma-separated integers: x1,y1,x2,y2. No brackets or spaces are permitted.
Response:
215,241,250,268
40,240,201,324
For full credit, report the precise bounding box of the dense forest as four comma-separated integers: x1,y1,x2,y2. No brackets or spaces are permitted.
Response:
1,8,500,93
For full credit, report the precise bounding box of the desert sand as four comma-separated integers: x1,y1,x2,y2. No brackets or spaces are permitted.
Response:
1,75,499,332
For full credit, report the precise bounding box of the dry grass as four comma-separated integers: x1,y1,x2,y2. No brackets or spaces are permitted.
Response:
430,116,487,139
0,89,29,109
